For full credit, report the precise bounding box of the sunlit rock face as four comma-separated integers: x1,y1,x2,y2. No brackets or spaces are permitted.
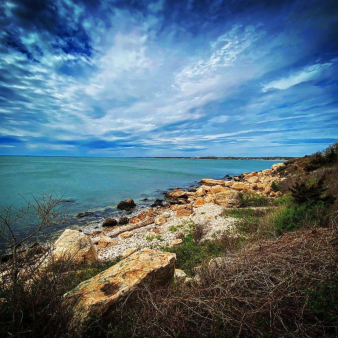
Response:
65,249,176,324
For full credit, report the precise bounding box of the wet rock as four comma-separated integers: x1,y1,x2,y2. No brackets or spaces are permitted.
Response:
102,218,118,227
65,249,176,325
118,216,129,225
77,211,94,218
151,199,164,207
117,199,136,211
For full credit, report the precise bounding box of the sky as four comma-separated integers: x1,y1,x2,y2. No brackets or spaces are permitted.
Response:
0,0,337,157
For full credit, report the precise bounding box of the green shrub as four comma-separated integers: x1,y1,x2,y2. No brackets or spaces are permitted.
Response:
290,176,334,205
239,193,270,207
271,181,281,192
163,232,238,274
274,194,294,206
273,202,328,234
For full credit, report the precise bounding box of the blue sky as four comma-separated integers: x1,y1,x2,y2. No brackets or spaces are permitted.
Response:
0,0,337,157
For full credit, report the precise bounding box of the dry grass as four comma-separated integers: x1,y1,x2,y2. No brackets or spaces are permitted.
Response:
95,228,338,338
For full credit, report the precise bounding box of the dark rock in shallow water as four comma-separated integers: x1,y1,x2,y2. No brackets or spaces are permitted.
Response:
61,199,76,204
118,216,129,225
77,211,94,218
103,218,118,227
117,199,136,210
141,198,149,201
151,199,164,207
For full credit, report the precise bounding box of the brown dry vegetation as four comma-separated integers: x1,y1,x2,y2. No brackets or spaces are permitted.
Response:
94,228,338,338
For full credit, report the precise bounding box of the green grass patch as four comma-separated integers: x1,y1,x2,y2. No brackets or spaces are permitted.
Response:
163,232,243,275
272,202,329,234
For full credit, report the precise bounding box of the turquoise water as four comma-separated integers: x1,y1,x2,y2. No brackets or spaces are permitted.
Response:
0,156,281,247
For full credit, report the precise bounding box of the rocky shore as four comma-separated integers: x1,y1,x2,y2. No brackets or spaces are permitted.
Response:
76,162,285,261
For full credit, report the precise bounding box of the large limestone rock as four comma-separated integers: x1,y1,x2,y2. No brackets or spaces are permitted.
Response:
195,186,210,197
209,185,226,194
199,178,226,186
65,249,176,324
231,182,247,191
214,190,240,207
39,230,98,270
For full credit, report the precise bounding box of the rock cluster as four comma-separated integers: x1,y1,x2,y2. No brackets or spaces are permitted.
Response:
166,163,284,208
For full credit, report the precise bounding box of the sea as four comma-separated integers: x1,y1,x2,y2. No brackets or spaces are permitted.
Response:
0,156,282,250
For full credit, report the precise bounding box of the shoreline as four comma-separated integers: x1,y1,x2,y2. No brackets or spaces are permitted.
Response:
79,162,285,261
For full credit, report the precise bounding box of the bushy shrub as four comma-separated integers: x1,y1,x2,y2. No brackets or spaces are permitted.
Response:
272,202,328,234
290,176,335,205
239,193,270,207
271,181,281,192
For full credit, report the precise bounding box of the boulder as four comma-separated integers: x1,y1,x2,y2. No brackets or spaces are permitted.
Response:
65,249,176,325
231,182,247,191
194,197,206,207
117,199,136,211
246,176,259,184
195,186,209,197
102,218,118,227
119,231,133,239
174,269,187,280
209,185,226,194
214,190,240,207
204,195,214,203
223,181,234,187
77,211,94,218
176,209,192,217
199,179,225,186
39,230,97,269
130,217,141,224
118,216,129,225
171,239,183,246
169,190,189,199
151,199,164,207
155,216,167,225
97,236,118,249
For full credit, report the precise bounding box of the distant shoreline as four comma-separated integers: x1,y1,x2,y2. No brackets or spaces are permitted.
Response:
136,157,293,160
0,155,295,160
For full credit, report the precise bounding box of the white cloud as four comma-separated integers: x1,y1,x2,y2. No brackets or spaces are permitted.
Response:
262,63,331,92
208,115,229,124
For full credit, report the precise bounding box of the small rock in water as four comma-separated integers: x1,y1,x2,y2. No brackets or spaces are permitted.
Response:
118,216,129,225
77,211,94,218
151,199,164,207
102,218,118,227
117,199,136,210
